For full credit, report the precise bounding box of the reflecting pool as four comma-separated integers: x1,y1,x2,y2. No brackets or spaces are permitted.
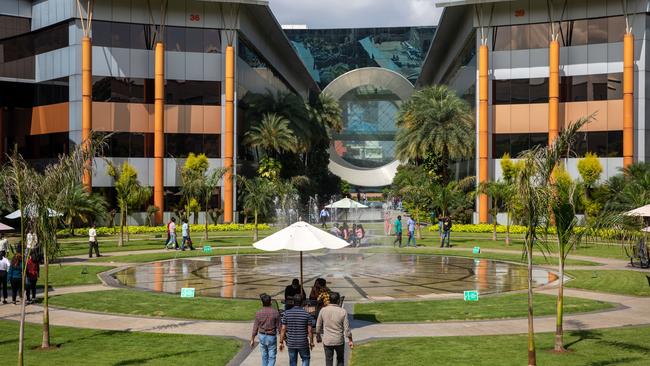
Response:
112,253,557,301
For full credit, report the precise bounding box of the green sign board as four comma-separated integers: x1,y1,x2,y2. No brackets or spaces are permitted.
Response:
203,246,212,253
464,290,479,302
472,246,481,254
181,288,195,298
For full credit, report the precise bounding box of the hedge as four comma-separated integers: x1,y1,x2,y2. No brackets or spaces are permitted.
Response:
427,223,621,239
58,223,271,237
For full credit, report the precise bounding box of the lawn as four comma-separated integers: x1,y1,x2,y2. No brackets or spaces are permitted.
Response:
48,289,260,321
351,326,650,366
46,265,115,287
59,235,262,256
354,293,614,323
369,247,599,266
89,247,266,263
566,270,650,296
0,320,240,366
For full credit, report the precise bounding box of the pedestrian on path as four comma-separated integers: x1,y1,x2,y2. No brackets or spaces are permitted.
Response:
440,216,452,248
315,292,353,366
25,253,39,304
0,251,9,304
280,294,314,366
393,215,402,247
251,293,281,366
0,234,8,254
88,224,101,258
181,219,194,251
319,208,330,228
8,254,23,304
406,216,416,247
166,218,178,250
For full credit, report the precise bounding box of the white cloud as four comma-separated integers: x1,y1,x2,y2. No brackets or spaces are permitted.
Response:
269,0,442,29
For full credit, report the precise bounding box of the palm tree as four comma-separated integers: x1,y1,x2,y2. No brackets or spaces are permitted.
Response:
516,116,591,364
60,183,108,236
202,167,228,239
308,92,343,134
396,85,474,184
107,162,151,246
240,177,274,241
478,180,508,240
244,113,298,156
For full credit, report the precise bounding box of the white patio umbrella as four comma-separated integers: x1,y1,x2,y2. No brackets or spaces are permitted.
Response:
5,204,61,219
325,197,368,209
253,221,351,293
624,204,650,217
0,222,14,231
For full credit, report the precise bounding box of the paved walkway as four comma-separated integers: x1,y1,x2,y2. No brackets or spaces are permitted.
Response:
2,247,647,365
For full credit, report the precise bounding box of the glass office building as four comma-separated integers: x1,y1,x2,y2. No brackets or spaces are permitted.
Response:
286,27,435,188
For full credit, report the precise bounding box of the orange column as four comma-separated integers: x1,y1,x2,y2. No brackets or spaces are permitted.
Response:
623,33,634,167
478,44,489,223
82,36,92,191
223,45,235,223
154,42,165,225
548,40,559,145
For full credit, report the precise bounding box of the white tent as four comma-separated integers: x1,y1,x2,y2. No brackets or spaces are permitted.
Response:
325,198,368,209
253,221,350,292
0,222,14,231
5,205,61,219
624,204,650,217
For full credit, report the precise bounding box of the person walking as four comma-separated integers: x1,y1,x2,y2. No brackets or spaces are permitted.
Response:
166,218,178,250
88,224,101,258
251,293,281,366
0,234,8,254
319,208,330,228
280,294,314,366
0,251,10,304
440,216,452,248
406,216,417,247
393,215,402,248
181,219,194,251
8,254,23,304
315,292,353,366
25,253,39,304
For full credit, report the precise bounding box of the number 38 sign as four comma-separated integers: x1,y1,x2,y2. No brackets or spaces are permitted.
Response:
189,14,200,21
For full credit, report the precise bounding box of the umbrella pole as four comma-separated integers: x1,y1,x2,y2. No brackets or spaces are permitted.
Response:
300,251,304,304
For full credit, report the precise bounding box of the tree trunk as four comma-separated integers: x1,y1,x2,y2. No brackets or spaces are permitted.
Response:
554,255,566,352
526,242,537,366
125,206,129,242
204,199,209,241
42,238,50,348
118,206,124,247
492,219,497,241
17,197,25,366
416,208,422,240
505,211,511,246
253,210,259,241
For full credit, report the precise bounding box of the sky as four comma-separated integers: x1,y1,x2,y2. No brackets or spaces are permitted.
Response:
269,0,443,29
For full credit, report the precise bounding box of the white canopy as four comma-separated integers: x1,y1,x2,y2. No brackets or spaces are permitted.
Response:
325,198,368,209
253,221,350,252
5,205,61,219
0,222,14,231
642,226,650,233
624,204,650,217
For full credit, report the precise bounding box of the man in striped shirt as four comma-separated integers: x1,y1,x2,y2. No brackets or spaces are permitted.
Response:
280,294,314,366
251,294,281,366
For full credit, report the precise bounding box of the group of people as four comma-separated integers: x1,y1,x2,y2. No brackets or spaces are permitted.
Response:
391,214,453,248
250,278,353,366
0,234,41,305
329,223,365,247
165,217,195,251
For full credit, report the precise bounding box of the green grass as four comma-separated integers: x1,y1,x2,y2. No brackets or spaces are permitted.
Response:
88,248,265,263
354,293,614,323
566,270,650,296
0,320,240,366
48,289,260,321
45,265,115,287
351,326,650,366
59,235,263,256
369,247,600,266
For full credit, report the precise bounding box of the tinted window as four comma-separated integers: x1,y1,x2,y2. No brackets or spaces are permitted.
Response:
560,19,587,46
510,134,529,157
111,22,131,48
166,26,185,52
493,134,510,158
607,131,623,157
573,132,588,156
587,18,608,44
590,74,608,101
130,23,152,50
185,27,204,53
493,25,511,51
529,78,548,103
510,24,530,50
529,133,548,149
570,76,588,102
510,79,529,104
204,29,221,53
587,131,607,156
528,23,549,49
607,16,626,43
607,73,623,100
92,21,112,47
493,80,510,104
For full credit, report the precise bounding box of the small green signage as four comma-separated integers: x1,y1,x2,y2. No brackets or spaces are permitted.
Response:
181,288,195,298
464,290,479,301
472,246,481,254
203,246,212,253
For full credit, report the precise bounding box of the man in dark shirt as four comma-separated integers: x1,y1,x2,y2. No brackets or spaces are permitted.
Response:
441,216,452,248
251,293,281,366
280,294,314,366
284,279,306,309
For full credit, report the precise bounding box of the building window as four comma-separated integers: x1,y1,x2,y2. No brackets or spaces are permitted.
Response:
587,18,608,45
510,78,529,104
166,26,186,52
529,78,548,103
93,77,220,105
165,133,220,158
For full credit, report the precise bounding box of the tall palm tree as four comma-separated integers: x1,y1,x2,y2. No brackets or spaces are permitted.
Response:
202,167,228,239
107,162,151,246
239,176,275,241
308,92,343,134
60,183,108,236
396,85,474,184
478,180,508,240
244,113,298,156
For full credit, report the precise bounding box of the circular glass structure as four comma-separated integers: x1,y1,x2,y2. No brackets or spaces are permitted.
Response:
323,68,414,187
112,253,557,301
